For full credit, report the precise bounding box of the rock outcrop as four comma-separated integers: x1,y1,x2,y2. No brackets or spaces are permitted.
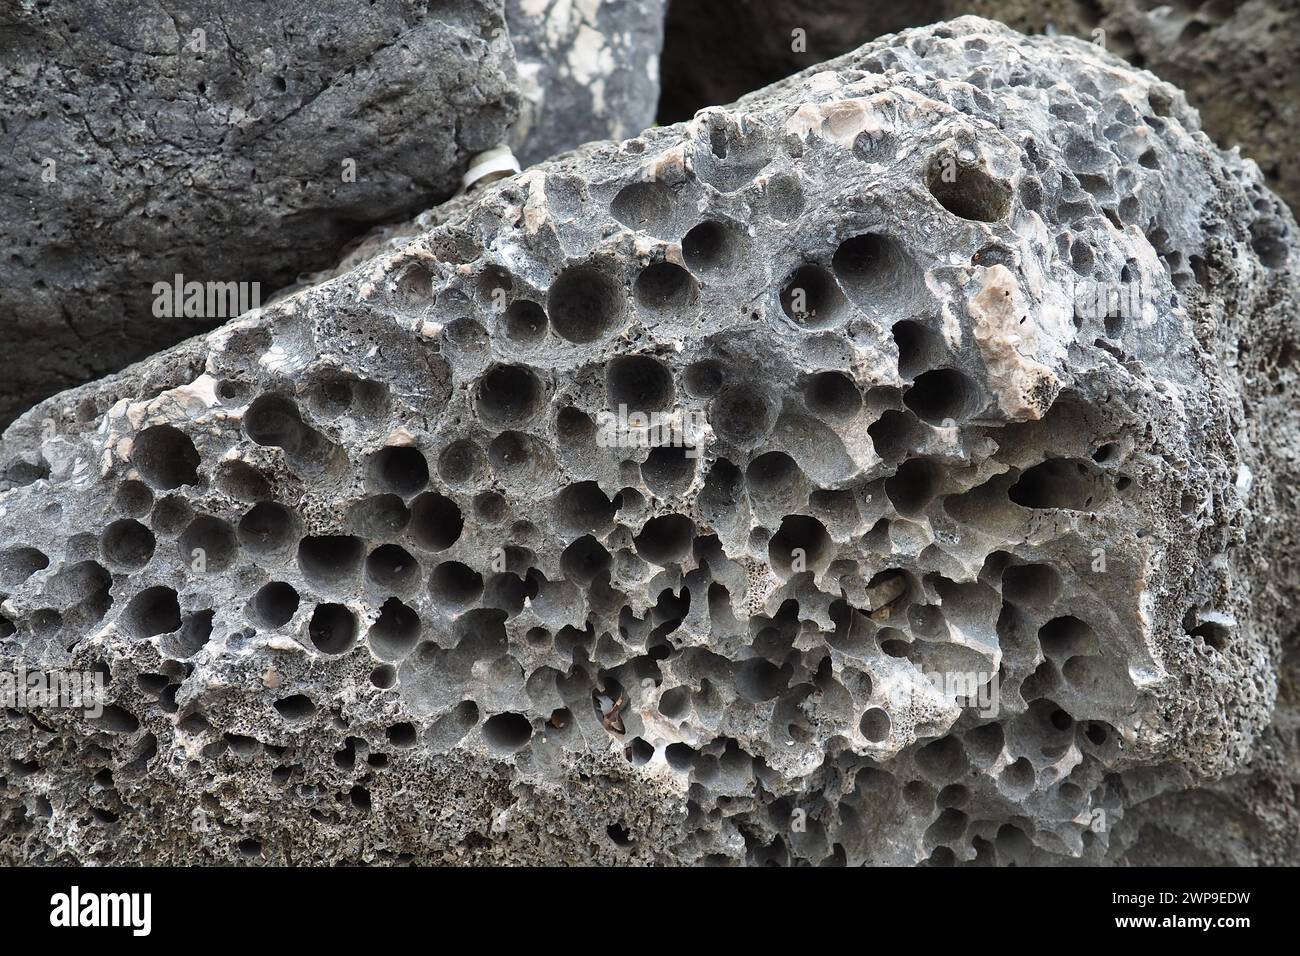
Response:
0,0,518,427
1,17,1296,865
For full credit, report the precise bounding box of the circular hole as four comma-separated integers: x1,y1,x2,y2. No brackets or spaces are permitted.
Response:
556,406,596,447
767,515,832,577
365,544,420,592
682,360,725,398
369,597,421,660
560,535,612,586
780,263,847,327
746,451,801,496
893,319,943,379
885,458,945,516
215,461,270,502
1001,757,1034,793
483,712,533,752
123,586,181,638
488,431,537,475
665,742,696,771
736,659,787,702
132,425,200,489
554,481,615,535
915,735,969,783
832,233,922,313
682,220,735,272
387,722,418,748
178,516,238,572
474,490,508,524
903,368,980,425
633,262,697,312
113,479,154,516
244,395,308,452
658,686,690,719
641,445,695,497
477,265,513,305
308,603,356,655
306,376,355,419
437,439,487,486
926,158,1011,222
503,299,548,343
368,446,429,497
297,535,364,588
547,265,625,343
764,174,804,222
634,514,695,565
409,492,463,551
610,180,677,236
860,707,891,742
237,502,299,557
476,364,544,428
349,494,410,537
101,518,155,570
252,581,299,628
1038,616,1096,659
151,496,193,535
804,371,861,421
1002,563,1062,607
429,561,484,610
274,694,316,721
370,665,397,689
867,409,924,462
483,572,528,616
606,355,675,412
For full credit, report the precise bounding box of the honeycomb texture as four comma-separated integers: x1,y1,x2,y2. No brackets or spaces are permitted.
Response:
1,17,1297,865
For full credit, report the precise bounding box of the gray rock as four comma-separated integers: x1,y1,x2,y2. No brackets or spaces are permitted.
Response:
659,0,1300,211
0,0,519,428
1,17,1296,865
506,0,667,168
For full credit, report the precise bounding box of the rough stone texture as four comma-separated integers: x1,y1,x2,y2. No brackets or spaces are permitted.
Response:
506,0,667,168
659,0,1300,211
1,17,1297,865
0,0,519,429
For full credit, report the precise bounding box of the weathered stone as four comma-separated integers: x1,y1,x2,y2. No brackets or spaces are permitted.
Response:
506,0,667,168
0,0,519,428
1,17,1297,865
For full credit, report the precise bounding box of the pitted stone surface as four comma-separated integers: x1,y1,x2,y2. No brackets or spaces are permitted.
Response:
660,0,1300,211
1,17,1297,865
0,0,519,428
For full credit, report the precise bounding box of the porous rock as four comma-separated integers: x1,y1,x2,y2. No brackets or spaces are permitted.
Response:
506,0,667,168
659,0,1300,211
1,17,1297,865
0,0,518,428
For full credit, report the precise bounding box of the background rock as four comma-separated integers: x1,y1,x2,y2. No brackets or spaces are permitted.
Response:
0,0,519,428
506,0,667,168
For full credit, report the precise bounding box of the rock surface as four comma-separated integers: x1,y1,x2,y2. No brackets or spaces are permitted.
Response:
506,0,667,168
0,0,519,428
659,0,1300,211
1,17,1297,865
